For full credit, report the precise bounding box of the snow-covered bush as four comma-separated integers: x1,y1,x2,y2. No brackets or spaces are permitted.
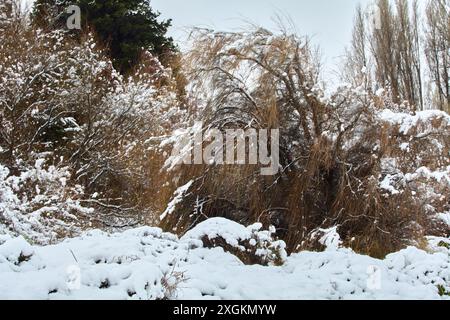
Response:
377,109,450,214
182,218,287,266
309,87,450,257
0,4,185,234
0,159,91,244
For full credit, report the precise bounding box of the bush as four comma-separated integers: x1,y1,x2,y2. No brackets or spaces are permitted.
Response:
0,4,185,239
0,160,90,243
181,218,287,266
160,28,450,258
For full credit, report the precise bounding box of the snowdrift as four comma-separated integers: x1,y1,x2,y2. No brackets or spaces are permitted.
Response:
1,218,449,300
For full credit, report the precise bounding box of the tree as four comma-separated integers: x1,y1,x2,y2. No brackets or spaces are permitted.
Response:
425,0,449,113
344,0,425,110
394,0,423,110
343,4,370,89
370,0,400,101
33,0,175,74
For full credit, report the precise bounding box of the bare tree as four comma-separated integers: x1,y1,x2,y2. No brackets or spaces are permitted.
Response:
343,4,370,88
371,0,400,102
345,0,425,110
394,0,423,110
425,0,449,112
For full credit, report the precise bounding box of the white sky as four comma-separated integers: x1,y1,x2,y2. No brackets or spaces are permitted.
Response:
151,0,373,71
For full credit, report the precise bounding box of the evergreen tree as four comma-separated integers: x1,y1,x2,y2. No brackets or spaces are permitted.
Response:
33,0,175,73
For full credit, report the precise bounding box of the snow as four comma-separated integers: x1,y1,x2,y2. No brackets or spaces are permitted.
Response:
1,218,449,300
160,180,194,220
182,218,287,262
375,88,385,97
310,226,343,251
405,166,450,186
378,109,450,135
379,174,402,195
0,161,90,244
182,217,255,247
378,165,450,198
437,212,450,227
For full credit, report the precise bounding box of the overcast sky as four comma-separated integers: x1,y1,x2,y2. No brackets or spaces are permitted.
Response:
151,0,373,70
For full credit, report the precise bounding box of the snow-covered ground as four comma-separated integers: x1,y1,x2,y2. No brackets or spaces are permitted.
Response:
1,218,449,300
